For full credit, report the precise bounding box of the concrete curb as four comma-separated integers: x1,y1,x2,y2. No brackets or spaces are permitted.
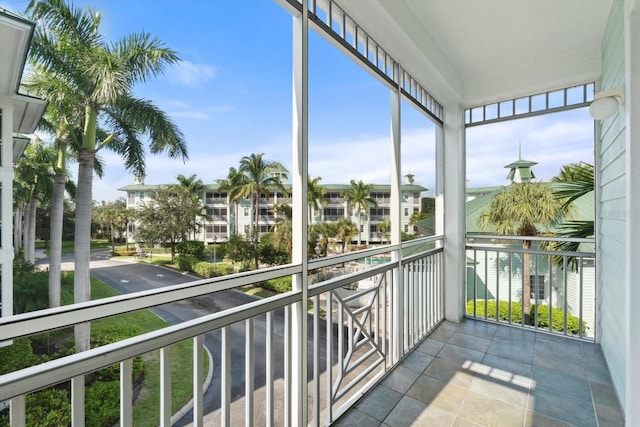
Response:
170,344,215,425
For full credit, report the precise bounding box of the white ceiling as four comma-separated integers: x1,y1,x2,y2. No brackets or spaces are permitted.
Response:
337,0,613,107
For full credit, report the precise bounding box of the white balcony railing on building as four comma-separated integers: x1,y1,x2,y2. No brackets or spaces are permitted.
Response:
465,235,596,341
0,236,443,426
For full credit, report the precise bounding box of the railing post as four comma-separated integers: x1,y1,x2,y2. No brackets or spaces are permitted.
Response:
71,376,84,427
10,395,25,427
120,359,133,427
160,347,171,427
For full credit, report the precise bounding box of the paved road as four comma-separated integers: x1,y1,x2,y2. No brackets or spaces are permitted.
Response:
38,250,331,425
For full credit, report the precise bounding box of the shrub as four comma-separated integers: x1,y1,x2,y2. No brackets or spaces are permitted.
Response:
193,261,216,278
91,325,144,382
13,259,49,314
0,338,48,375
260,277,292,293
177,240,205,259
215,264,234,276
466,300,586,335
85,381,120,427
112,250,136,256
25,388,71,427
176,255,198,272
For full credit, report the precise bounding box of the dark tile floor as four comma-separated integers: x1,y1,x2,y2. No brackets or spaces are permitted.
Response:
335,319,625,427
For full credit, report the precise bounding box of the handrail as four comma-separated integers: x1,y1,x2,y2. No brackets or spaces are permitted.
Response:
0,264,300,342
0,292,300,402
467,234,594,244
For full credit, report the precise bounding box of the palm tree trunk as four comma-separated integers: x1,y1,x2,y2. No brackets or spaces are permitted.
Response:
49,172,66,308
14,207,23,255
357,211,362,247
22,201,31,259
74,148,94,352
523,240,532,325
26,197,39,263
253,194,259,269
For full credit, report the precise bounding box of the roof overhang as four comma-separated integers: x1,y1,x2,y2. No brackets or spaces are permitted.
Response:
336,0,613,108
0,8,47,134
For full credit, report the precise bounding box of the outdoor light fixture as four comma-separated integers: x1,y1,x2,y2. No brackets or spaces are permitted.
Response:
589,86,624,120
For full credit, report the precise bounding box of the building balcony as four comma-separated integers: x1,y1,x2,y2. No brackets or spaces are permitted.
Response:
0,236,622,426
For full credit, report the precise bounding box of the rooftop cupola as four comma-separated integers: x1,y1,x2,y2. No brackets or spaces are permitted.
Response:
504,143,537,184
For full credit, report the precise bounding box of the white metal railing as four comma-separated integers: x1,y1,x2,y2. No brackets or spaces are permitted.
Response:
0,236,444,426
465,235,596,340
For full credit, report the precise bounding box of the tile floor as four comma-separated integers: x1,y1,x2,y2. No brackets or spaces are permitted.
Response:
335,319,625,427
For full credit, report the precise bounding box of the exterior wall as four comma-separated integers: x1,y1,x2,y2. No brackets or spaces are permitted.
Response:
598,0,628,411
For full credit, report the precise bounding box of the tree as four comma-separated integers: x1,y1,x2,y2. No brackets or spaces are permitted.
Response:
550,162,595,270
334,218,358,253
94,199,128,252
217,167,248,235
14,140,55,264
343,179,378,247
237,153,287,269
135,185,206,261
480,182,567,324
377,219,391,244
176,174,206,240
27,0,188,352
307,175,326,223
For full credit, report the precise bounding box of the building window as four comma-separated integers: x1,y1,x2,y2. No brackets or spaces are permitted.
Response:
360,225,364,232
244,207,250,216
530,275,546,300
404,208,409,216
244,225,250,234
404,224,409,233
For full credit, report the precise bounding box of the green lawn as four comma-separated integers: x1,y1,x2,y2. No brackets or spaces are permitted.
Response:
63,272,207,426
35,239,113,255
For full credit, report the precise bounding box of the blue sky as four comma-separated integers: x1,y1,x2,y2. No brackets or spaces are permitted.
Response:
2,0,593,202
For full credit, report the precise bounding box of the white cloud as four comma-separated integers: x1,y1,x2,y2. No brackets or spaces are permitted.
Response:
167,60,217,86
166,103,235,120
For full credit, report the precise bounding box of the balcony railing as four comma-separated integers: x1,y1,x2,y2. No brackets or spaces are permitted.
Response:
465,234,596,340
0,236,443,426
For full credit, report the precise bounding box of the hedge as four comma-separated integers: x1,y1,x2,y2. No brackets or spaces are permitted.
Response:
260,277,292,293
467,300,586,335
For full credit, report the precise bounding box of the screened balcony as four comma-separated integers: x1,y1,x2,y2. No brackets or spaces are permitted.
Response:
2,0,639,425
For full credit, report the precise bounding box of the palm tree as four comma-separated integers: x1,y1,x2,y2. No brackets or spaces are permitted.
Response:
217,167,248,235
335,218,358,253
307,175,326,223
550,162,595,270
343,179,378,247
480,182,567,324
377,219,391,244
237,153,287,268
27,0,188,352
177,174,206,240
14,140,55,263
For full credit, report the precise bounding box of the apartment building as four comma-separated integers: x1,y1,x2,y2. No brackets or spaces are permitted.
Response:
120,178,426,245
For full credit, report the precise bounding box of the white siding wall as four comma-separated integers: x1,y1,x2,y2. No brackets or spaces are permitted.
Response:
598,0,627,412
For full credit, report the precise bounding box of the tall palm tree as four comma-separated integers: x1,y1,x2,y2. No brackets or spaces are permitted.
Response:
217,167,248,235
237,153,287,269
343,179,378,247
307,175,326,224
480,182,567,324
27,0,188,352
176,174,206,240
14,140,56,263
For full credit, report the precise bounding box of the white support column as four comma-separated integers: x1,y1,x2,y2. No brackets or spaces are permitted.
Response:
442,104,466,322
0,101,14,319
291,2,309,425
390,65,403,362
624,1,640,424
435,125,445,237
